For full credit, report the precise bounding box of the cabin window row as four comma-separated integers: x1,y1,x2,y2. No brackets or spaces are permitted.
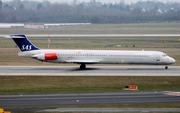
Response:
58,54,149,57
59,54,107,56
109,55,150,57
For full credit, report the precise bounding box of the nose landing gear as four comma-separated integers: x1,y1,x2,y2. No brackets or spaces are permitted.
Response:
165,65,168,69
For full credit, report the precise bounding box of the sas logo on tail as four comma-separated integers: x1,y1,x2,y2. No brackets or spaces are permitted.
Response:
21,45,32,50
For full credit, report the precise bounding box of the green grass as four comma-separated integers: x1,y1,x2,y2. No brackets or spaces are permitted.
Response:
0,76,180,94
2,103,180,113
3,103,180,109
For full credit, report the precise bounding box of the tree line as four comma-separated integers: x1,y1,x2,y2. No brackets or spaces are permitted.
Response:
0,2,180,23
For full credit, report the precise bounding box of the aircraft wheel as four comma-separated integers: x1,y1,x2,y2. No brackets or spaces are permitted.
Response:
80,64,86,70
165,65,168,69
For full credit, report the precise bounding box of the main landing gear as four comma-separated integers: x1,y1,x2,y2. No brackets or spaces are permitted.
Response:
80,64,86,70
165,65,168,69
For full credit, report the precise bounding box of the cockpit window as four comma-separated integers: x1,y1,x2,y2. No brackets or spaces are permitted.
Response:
162,53,167,57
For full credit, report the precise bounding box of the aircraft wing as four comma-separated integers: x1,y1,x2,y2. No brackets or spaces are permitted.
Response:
64,60,101,64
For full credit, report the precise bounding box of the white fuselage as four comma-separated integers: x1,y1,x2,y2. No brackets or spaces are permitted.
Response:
18,49,175,65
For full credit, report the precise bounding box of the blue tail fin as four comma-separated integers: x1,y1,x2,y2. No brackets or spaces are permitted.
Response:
9,35,40,52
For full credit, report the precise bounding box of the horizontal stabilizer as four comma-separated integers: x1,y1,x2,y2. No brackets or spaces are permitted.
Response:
5,35,26,39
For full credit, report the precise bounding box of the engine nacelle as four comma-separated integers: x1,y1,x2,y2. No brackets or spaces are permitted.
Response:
33,53,58,60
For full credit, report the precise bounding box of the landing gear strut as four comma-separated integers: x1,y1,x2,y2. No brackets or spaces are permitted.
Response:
165,65,168,69
80,64,86,70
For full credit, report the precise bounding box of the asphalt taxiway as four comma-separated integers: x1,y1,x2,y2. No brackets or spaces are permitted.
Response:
1,91,180,107
1,91,180,112
0,66,180,76
5,108,180,112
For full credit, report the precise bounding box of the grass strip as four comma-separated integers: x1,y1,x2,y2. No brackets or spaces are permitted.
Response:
2,103,180,110
0,76,180,94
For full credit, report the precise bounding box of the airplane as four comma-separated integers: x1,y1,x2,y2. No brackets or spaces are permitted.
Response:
5,34,175,69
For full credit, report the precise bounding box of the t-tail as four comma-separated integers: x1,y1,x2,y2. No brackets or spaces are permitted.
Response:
6,35,40,51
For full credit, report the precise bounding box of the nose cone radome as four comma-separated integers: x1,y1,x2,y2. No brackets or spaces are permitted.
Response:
169,57,176,64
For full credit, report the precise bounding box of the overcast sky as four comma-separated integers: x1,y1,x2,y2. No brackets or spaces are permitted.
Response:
2,0,180,4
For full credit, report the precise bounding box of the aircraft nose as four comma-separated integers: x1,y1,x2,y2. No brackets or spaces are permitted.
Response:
169,57,176,64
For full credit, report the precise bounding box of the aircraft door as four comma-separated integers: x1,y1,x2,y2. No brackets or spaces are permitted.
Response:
156,55,160,61
57,54,60,59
